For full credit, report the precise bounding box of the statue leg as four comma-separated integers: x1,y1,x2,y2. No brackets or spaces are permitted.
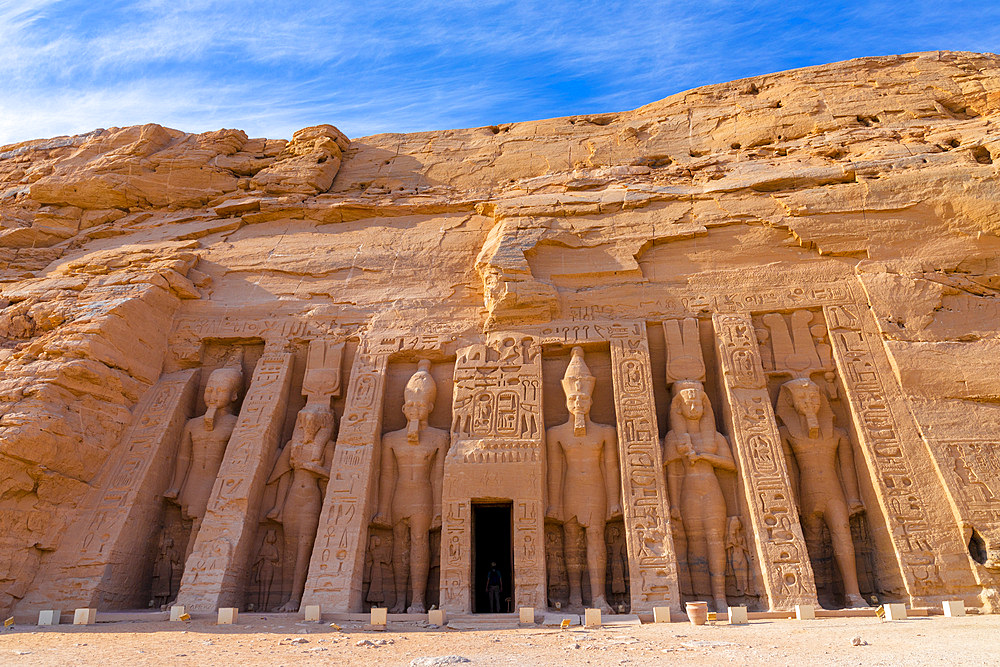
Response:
185,517,203,561
391,519,409,613
684,510,711,602
407,513,432,613
563,519,585,610
824,501,864,607
584,520,612,613
706,517,728,612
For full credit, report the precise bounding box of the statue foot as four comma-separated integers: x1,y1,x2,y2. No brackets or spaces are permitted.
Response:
845,593,867,608
407,602,426,614
277,599,300,613
389,604,405,614
592,596,614,614
714,597,728,614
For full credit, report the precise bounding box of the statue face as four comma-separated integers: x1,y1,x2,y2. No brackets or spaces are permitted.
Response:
679,388,704,420
204,373,238,409
565,391,592,418
789,381,821,417
402,395,433,422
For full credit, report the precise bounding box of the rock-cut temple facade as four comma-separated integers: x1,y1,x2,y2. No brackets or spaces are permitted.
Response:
3,51,1000,618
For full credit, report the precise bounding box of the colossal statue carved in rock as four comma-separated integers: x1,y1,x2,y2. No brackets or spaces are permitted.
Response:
372,360,448,613
265,402,336,612
163,359,243,558
776,377,866,608
663,380,736,612
546,346,621,613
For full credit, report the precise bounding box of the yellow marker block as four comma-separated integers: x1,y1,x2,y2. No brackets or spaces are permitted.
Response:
875,606,886,620
178,613,191,622
707,612,717,622
329,623,342,631
4,617,13,628
560,619,571,629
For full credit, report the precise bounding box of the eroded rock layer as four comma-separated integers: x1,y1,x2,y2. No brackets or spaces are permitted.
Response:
3,51,1000,618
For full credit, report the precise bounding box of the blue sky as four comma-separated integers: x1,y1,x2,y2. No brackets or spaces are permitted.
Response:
2,1,999,145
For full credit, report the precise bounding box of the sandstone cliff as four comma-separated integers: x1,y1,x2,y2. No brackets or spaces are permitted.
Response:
2,51,1000,615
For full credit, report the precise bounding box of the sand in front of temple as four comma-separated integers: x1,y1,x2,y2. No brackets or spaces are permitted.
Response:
0,613,994,666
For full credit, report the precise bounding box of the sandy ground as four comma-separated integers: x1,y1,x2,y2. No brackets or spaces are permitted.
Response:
0,613,996,666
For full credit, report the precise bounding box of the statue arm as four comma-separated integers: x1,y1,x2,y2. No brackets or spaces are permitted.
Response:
701,433,737,472
664,434,684,520
836,431,864,514
265,445,292,521
545,432,564,520
164,424,193,499
603,428,622,516
431,436,447,526
779,427,800,508
373,440,395,526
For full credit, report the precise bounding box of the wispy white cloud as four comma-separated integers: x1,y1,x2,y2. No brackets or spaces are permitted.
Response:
2,1,1000,145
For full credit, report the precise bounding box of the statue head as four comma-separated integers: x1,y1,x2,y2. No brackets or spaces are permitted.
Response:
675,381,706,421
776,377,834,440
561,346,596,435
403,360,436,439
293,403,335,441
203,364,243,430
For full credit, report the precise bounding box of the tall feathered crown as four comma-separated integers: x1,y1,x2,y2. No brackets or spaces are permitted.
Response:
209,347,244,391
561,346,596,397
404,359,437,406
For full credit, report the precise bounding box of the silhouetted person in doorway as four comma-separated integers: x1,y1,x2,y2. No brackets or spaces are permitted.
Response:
486,562,503,612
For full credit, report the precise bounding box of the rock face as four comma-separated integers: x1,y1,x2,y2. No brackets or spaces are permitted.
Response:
3,51,1000,618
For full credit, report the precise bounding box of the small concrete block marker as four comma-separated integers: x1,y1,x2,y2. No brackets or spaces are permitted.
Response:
370,607,387,626
73,608,97,625
653,606,671,623
304,605,321,622
217,608,238,625
943,600,965,617
584,608,601,628
37,610,61,626
882,603,907,621
519,607,535,624
728,606,748,625
428,609,447,625
169,606,186,622
795,605,815,620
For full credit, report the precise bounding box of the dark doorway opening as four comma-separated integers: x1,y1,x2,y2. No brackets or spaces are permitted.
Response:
472,502,513,613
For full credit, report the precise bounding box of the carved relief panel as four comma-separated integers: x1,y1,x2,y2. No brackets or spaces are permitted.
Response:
441,336,545,613
713,313,818,610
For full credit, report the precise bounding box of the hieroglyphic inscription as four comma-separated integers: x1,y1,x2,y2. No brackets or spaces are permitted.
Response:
440,336,546,612
301,351,389,612
824,304,958,599
16,370,199,613
929,439,1000,566
176,352,294,611
608,322,681,613
713,313,817,610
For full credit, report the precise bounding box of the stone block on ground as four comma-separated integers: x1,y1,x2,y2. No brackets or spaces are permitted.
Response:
584,608,601,627
728,606,748,624
217,608,238,625
653,606,671,623
304,605,321,622
371,607,387,626
169,606,186,622
428,609,447,625
519,607,535,624
943,600,965,617
37,610,60,626
883,603,907,621
795,605,815,620
73,608,97,625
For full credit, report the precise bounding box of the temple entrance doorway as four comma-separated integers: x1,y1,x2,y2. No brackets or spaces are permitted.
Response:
472,501,513,613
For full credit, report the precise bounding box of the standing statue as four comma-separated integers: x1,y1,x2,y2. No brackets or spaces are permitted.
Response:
252,528,280,611
265,402,336,612
372,360,449,613
776,377,866,608
725,516,751,597
663,380,736,612
546,346,621,613
151,534,179,608
164,359,243,557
